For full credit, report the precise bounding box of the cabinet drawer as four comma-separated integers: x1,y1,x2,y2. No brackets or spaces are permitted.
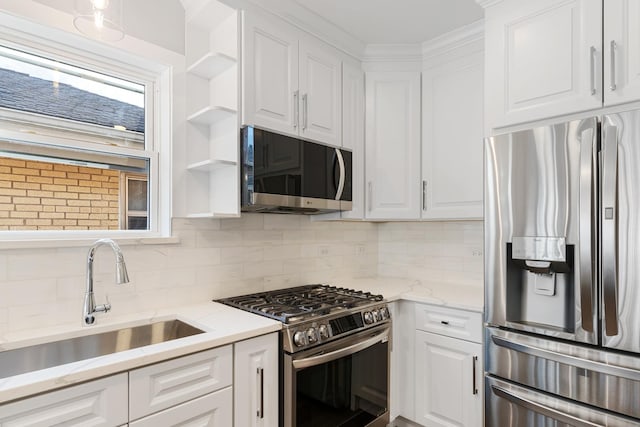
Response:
129,345,233,420
0,373,128,426
414,304,482,343
130,386,232,427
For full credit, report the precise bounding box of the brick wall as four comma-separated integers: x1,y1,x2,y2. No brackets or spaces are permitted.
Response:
0,157,120,230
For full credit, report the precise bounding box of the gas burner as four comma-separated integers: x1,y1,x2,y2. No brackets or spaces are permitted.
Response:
217,284,385,324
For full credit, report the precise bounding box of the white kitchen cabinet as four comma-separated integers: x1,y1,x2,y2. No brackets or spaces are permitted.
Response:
183,0,240,217
365,71,421,219
421,48,483,219
414,330,482,427
484,0,602,128
412,303,483,426
0,373,128,426
130,387,233,427
603,0,640,106
242,10,342,146
340,61,365,219
129,345,233,421
234,333,279,427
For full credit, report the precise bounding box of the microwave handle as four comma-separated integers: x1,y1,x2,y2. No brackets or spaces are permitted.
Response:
335,148,345,200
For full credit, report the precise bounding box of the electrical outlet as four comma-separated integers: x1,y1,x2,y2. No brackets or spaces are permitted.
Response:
318,245,329,256
357,244,366,255
472,250,483,257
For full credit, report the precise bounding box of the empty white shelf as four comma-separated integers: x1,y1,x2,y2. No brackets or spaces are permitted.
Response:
187,159,237,172
187,52,236,79
187,106,236,125
185,212,241,219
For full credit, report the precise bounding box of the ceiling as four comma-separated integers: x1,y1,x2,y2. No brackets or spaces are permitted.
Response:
292,0,484,45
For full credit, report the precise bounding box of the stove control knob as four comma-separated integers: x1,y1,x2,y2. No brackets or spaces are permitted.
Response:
380,307,390,320
318,324,329,340
306,327,318,344
372,309,380,322
293,331,306,347
363,311,374,324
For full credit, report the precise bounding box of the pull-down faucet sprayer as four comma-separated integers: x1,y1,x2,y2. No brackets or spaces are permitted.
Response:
83,238,129,326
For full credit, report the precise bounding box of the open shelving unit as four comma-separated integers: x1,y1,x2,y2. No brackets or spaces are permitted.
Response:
183,0,240,217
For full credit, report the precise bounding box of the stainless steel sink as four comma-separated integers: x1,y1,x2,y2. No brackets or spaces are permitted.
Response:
0,319,205,378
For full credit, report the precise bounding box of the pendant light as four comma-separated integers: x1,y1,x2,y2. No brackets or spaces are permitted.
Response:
73,0,124,42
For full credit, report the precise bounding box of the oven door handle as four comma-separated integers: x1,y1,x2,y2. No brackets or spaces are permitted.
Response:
292,327,389,370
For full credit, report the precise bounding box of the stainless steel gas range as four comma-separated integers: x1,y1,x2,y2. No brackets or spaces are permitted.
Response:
218,284,391,427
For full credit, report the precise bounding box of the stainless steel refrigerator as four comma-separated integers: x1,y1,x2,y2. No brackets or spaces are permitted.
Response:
484,109,640,426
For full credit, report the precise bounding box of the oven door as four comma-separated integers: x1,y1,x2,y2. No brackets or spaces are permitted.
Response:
283,324,390,427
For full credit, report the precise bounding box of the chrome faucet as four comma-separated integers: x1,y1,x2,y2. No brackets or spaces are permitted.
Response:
83,238,130,326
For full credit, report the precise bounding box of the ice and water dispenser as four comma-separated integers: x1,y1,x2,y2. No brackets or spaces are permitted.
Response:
505,236,575,332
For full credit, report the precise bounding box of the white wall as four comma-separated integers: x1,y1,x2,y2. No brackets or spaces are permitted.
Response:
0,214,378,337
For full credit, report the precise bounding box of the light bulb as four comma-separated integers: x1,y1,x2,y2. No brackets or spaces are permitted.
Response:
93,10,104,28
91,0,109,10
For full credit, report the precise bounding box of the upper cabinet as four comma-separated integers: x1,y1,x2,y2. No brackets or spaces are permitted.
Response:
242,11,342,147
421,42,484,220
604,0,640,106
485,0,640,129
365,71,421,220
485,0,601,128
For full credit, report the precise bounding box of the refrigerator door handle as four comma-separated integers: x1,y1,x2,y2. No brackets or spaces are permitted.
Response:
602,123,619,337
490,385,601,427
578,126,596,333
491,334,640,381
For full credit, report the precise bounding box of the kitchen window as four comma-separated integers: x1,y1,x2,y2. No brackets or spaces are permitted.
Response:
0,34,169,241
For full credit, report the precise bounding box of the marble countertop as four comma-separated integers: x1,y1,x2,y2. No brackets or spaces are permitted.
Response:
0,302,281,404
0,276,483,404
332,276,484,313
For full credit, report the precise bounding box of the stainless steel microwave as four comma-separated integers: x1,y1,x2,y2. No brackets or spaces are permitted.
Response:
240,126,352,214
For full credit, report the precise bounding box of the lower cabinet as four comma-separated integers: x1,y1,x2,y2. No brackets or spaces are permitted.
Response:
234,333,279,427
0,373,128,426
0,332,279,427
414,330,482,427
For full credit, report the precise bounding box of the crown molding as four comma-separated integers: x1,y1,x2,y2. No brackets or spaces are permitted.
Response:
421,19,484,61
475,0,505,8
362,44,423,63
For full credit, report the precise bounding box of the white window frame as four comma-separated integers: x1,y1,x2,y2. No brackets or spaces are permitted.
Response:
0,8,176,246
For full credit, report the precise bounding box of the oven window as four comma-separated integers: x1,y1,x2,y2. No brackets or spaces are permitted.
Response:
295,341,388,427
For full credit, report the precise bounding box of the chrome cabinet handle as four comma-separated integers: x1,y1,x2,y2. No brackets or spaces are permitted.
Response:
602,123,619,336
335,149,345,200
491,385,601,427
302,93,308,130
578,121,597,332
472,356,478,395
293,90,299,129
589,46,596,95
256,367,264,419
367,181,372,212
610,40,617,91
422,180,427,211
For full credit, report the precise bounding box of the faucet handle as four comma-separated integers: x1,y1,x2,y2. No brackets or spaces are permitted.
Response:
95,294,111,314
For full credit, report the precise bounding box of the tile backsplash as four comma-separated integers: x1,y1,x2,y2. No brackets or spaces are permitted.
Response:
0,215,483,336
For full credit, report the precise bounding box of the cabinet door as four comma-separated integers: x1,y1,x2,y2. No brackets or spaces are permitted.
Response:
365,71,421,219
422,51,483,219
0,374,128,426
234,333,279,427
415,331,482,427
299,36,342,146
129,346,233,421
242,11,299,137
130,387,232,427
340,62,365,219
604,0,640,106
485,0,602,128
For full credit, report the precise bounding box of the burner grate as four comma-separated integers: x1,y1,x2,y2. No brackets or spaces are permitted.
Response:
217,284,383,323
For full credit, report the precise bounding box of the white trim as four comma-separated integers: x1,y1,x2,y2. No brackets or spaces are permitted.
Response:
362,44,423,63
475,0,505,8
0,235,180,249
421,20,484,62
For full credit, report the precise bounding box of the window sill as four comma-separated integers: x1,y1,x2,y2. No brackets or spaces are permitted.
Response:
0,235,180,249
